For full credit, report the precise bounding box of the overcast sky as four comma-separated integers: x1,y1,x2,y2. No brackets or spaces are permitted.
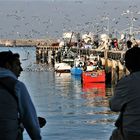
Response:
0,0,139,39
0,0,135,1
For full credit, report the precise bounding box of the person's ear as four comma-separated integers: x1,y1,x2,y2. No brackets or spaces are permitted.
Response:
5,62,12,70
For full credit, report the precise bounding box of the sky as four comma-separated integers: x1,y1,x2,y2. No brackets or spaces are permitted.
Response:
0,0,140,39
0,0,136,1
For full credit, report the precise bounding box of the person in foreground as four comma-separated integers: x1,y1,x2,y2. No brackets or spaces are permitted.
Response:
109,47,140,140
0,51,42,140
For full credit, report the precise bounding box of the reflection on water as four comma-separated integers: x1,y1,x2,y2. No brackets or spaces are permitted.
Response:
82,83,106,99
0,47,117,140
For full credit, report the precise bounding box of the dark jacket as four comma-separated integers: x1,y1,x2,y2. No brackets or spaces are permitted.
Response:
0,77,19,140
0,68,41,140
110,71,140,135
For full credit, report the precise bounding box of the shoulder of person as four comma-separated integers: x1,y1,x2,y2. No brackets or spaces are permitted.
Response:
15,80,27,90
118,74,130,83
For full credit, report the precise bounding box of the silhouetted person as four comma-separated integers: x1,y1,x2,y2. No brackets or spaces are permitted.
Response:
126,40,132,49
0,51,42,140
109,47,140,140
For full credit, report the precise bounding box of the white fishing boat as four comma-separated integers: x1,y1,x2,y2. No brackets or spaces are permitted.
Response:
55,62,71,73
55,58,74,73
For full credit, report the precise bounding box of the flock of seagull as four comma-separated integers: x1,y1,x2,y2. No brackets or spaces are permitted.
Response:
0,0,140,40
0,0,140,72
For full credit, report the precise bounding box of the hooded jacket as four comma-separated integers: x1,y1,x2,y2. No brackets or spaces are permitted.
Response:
110,71,140,135
0,67,41,140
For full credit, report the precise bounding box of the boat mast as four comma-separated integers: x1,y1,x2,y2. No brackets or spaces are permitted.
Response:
129,11,134,36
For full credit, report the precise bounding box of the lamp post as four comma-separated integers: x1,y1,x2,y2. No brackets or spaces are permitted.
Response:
127,10,134,36
102,16,110,36
121,10,137,39
107,17,110,36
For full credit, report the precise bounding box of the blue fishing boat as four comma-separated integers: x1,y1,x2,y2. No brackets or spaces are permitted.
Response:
70,67,83,75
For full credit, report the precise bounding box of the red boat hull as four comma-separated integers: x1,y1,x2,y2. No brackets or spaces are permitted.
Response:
82,70,105,83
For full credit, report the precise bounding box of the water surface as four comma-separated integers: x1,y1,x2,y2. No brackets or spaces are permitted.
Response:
0,47,117,140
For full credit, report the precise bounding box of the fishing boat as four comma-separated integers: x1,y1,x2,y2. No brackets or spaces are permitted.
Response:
70,67,83,75
81,69,105,83
55,62,71,73
55,31,75,73
70,57,84,75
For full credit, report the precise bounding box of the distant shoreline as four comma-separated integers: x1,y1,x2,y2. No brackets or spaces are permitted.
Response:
0,39,58,47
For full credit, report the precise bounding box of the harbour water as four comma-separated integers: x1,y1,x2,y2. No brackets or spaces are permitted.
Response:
0,0,139,139
0,47,117,140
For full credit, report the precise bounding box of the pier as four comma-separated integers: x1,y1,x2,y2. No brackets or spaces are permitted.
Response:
36,45,127,84
0,40,127,84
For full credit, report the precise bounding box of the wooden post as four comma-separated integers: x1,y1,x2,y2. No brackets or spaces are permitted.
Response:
104,49,108,70
36,47,40,64
111,60,119,85
44,47,48,64
104,49,112,84
114,65,119,85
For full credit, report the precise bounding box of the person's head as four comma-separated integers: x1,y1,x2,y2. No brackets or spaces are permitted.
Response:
0,51,23,78
125,47,140,73
126,40,132,48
